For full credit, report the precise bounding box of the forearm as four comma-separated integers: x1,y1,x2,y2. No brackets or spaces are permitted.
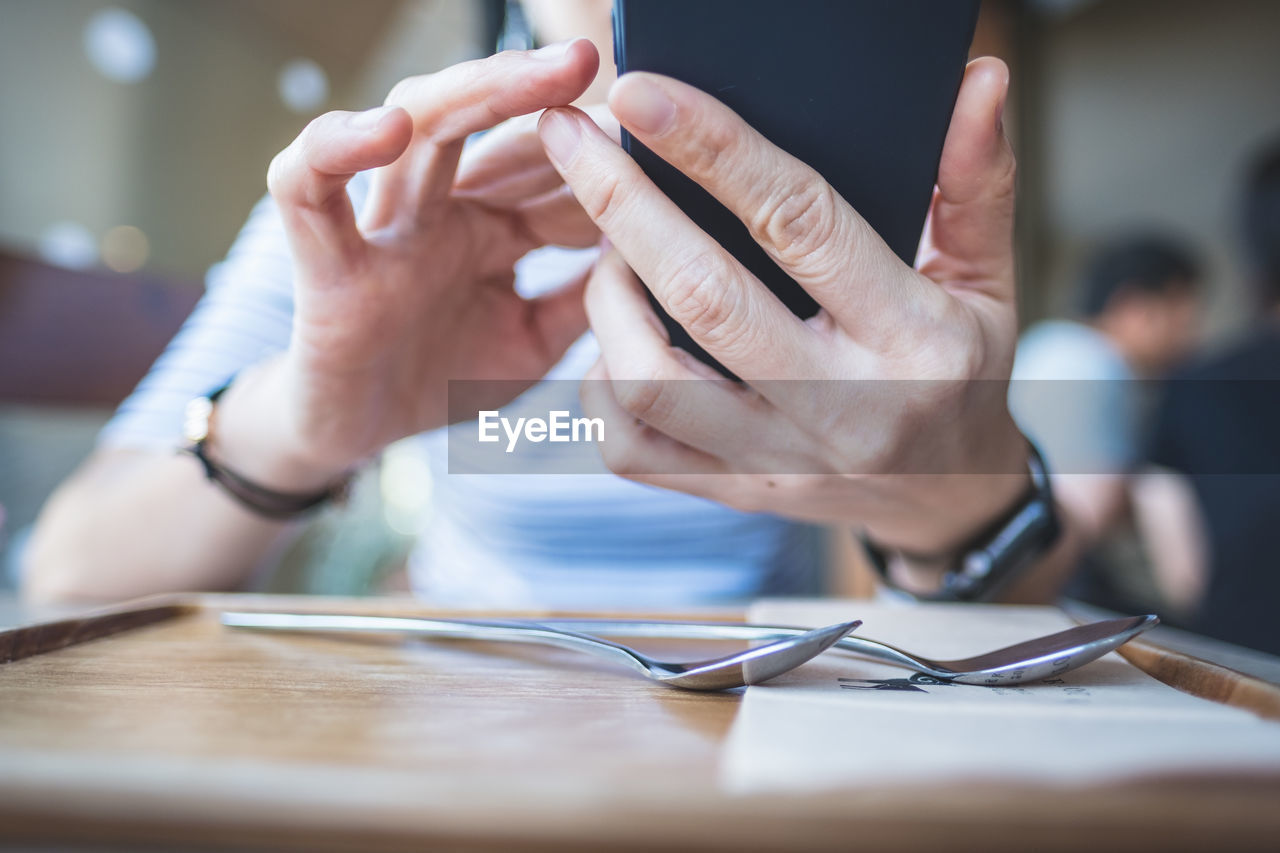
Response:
23,449,294,604
1130,468,1207,614
23,359,351,604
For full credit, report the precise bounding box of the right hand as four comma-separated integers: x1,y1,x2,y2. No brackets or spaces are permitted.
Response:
546,59,1027,556
248,40,604,482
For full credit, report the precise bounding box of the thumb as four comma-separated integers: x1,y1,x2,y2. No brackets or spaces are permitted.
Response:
919,57,1016,300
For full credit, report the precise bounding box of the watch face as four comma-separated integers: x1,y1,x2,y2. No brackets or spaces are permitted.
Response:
183,396,214,444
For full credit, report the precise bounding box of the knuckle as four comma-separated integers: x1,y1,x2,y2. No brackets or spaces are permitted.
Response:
384,74,424,107
611,369,678,424
581,170,624,225
266,115,334,208
682,120,740,180
950,333,988,379
752,179,843,270
663,253,752,353
913,307,987,380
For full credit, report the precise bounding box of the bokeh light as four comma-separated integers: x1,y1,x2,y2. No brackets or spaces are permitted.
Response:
83,7,157,84
101,225,151,273
277,59,330,113
37,221,98,270
380,440,434,537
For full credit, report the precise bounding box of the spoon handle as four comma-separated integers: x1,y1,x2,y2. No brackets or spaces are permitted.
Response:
221,612,653,677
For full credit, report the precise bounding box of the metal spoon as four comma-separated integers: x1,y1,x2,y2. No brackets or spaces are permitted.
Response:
534,614,1160,685
220,612,861,691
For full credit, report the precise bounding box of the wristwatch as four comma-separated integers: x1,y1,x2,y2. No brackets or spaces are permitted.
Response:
182,377,354,520
861,442,1061,603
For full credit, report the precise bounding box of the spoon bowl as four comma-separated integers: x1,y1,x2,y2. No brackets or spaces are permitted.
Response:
535,614,1160,685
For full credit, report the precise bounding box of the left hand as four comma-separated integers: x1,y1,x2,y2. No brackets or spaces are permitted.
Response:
538,58,1031,555
246,43,608,486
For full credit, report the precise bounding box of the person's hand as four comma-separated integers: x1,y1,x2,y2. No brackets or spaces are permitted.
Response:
216,41,610,487
540,58,1031,556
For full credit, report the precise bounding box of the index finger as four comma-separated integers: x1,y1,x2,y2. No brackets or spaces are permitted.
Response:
366,40,600,225
539,106,816,381
608,72,938,336
389,40,600,144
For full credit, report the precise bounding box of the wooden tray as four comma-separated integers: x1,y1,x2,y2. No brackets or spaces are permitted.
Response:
2,593,1279,852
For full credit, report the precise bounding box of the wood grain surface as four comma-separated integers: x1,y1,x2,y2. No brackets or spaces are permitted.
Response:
2,594,1279,852
1118,639,1280,722
0,600,193,663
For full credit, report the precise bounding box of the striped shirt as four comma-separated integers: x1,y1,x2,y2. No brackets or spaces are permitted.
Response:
101,174,822,608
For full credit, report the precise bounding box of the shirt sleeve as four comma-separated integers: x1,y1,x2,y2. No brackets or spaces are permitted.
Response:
1008,323,1139,475
97,192,298,450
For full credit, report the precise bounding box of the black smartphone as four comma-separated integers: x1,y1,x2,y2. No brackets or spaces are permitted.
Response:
612,0,980,372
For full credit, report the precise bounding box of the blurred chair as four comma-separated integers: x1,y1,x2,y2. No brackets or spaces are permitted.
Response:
0,247,201,588
0,247,200,406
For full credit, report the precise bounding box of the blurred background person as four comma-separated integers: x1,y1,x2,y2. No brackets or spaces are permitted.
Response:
1135,138,1280,655
1009,234,1205,610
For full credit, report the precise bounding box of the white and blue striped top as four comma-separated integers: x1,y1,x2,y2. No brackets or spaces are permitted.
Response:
100,174,823,608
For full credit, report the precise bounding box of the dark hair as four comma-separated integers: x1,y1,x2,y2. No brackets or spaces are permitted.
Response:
482,0,507,52
485,0,535,53
1078,234,1202,318
1241,137,1280,308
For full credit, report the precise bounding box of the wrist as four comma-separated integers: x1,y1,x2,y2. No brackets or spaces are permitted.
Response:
862,440,1061,603
864,417,1032,555
200,359,359,494
872,467,1030,597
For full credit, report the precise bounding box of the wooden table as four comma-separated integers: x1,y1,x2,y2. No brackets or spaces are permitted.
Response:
2,594,1279,852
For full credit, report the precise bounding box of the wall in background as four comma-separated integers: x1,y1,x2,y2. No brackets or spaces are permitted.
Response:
0,0,485,280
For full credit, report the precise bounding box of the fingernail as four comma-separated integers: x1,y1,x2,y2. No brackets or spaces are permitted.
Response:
347,105,393,130
541,109,582,167
534,40,573,61
995,95,1007,135
613,75,676,136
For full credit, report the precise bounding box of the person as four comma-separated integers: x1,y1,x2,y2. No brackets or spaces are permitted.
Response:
23,0,1074,607
1138,139,1280,654
1008,236,1204,609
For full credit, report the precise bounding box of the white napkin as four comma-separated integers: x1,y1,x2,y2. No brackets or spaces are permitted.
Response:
721,600,1280,793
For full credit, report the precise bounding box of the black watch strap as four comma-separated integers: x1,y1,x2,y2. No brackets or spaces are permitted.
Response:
862,442,1061,603
181,379,353,520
